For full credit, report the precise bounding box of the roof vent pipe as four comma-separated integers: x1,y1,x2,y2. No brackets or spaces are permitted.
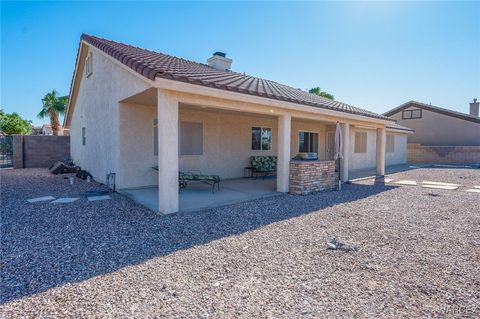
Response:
470,98,479,117
207,52,232,71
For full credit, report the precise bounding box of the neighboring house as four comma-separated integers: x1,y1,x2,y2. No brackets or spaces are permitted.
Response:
384,100,480,164
31,124,69,136
385,100,480,146
64,34,411,214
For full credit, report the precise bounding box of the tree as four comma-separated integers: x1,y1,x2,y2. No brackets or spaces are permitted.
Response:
309,87,334,100
0,110,33,135
38,90,68,136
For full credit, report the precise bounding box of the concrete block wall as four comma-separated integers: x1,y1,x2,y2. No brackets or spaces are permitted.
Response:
408,143,480,164
13,135,70,168
289,160,337,195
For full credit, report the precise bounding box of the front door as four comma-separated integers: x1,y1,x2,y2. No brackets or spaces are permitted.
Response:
326,132,335,160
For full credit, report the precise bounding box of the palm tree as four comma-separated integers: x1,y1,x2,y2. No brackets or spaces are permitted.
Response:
38,90,68,136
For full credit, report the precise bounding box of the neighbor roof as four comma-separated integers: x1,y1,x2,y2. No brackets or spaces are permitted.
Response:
384,101,480,124
386,122,414,132
80,34,391,121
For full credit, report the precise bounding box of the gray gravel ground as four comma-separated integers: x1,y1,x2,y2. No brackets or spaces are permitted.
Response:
1,168,479,318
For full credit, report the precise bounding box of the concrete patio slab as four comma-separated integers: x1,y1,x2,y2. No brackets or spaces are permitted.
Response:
27,196,55,203
395,180,417,186
51,197,79,204
465,189,480,193
87,195,112,201
421,184,458,190
121,178,278,213
422,181,462,187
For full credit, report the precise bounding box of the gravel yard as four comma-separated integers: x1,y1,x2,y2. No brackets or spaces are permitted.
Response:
1,168,479,318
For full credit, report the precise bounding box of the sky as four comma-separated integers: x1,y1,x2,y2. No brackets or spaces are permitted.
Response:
1,1,479,126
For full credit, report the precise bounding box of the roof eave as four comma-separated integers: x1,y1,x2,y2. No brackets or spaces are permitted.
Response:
154,76,395,125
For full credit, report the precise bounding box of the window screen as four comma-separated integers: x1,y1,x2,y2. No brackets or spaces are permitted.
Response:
180,122,203,155
354,132,367,153
298,131,319,153
386,134,395,153
82,127,86,146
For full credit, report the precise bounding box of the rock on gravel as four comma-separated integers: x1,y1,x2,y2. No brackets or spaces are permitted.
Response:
1,168,479,318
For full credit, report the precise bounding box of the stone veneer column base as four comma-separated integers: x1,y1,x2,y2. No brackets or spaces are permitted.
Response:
289,160,338,195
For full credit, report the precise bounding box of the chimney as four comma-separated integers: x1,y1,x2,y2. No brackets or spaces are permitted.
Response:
470,98,479,117
207,52,232,71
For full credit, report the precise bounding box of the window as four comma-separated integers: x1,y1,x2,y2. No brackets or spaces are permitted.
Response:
354,131,367,153
153,119,158,155
85,52,93,77
82,127,86,146
251,127,271,150
386,134,395,153
402,108,422,119
298,131,319,153
180,122,203,155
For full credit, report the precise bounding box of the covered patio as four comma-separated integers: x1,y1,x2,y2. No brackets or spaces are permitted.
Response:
117,86,388,214
121,178,277,213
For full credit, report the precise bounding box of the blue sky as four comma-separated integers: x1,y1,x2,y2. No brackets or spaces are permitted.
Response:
1,1,479,126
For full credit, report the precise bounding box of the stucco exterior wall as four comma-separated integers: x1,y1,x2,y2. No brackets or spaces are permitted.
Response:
290,119,327,160
389,106,480,146
118,103,158,188
115,106,335,188
70,47,150,185
386,133,408,165
349,127,377,171
178,108,278,180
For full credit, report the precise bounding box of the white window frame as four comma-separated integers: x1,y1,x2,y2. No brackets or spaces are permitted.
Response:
251,126,272,151
297,130,319,153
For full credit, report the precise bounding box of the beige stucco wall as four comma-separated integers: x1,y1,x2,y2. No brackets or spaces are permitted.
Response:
118,103,158,188
390,106,480,146
70,47,150,186
179,109,330,179
179,108,278,180
113,106,336,188
386,133,408,165
349,127,377,171
290,119,327,160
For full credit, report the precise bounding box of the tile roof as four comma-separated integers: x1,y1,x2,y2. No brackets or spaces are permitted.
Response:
384,101,480,124
386,122,414,132
81,34,391,121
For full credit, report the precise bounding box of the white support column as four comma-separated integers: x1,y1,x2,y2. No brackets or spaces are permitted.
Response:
157,89,179,214
340,123,350,182
376,127,386,176
277,114,291,193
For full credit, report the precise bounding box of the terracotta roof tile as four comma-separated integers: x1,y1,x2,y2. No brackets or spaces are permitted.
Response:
386,122,414,132
81,34,390,121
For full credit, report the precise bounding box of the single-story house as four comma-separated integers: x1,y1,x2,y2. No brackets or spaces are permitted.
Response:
384,100,480,164
64,34,412,214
